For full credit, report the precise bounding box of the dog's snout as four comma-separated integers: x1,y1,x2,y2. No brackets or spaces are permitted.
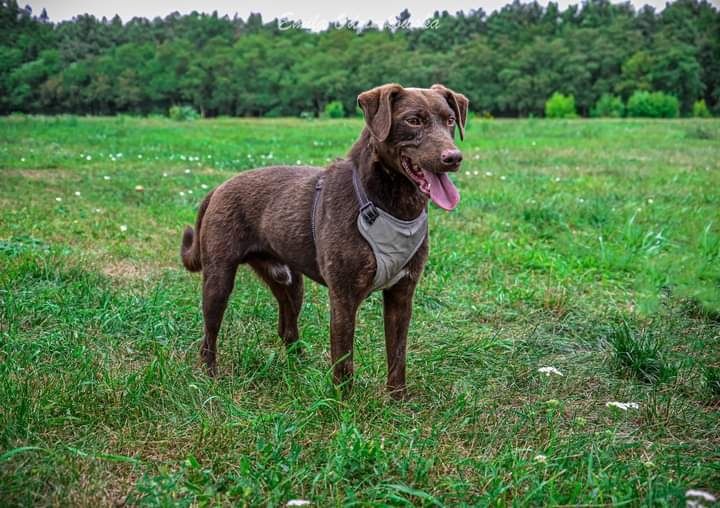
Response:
441,149,463,167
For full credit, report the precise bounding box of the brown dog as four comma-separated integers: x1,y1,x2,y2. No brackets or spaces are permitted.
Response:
181,83,468,397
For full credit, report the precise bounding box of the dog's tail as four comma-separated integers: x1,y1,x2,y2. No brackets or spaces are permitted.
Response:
181,189,214,272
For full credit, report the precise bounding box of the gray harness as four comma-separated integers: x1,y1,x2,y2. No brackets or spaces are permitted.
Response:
312,167,427,291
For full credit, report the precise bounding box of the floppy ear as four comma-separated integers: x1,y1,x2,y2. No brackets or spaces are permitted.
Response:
357,83,404,142
431,84,469,140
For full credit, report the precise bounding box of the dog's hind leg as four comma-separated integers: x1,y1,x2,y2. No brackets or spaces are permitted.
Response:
201,260,239,375
250,260,304,350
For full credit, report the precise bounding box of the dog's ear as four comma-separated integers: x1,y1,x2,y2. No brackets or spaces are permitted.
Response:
357,83,403,142
431,84,469,141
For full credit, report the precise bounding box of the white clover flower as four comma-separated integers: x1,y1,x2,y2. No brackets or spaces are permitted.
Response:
201,184,208,189
138,154,143,159
187,190,193,194
180,155,186,160
207,155,212,159
485,171,492,176
55,197,62,202
538,366,563,377
103,175,111,180
162,172,168,177
296,160,302,165
473,154,480,160
85,155,92,161
555,177,561,182
286,501,310,507
135,185,144,192
94,208,102,213
116,153,123,157
119,224,128,232
534,454,547,463
184,169,191,174
473,171,479,176
606,401,639,411
20,157,26,162
179,191,185,196
647,198,654,204
74,191,81,197
531,141,537,146
500,175,507,181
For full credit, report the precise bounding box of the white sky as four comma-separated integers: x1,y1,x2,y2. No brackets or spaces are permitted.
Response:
32,0,682,26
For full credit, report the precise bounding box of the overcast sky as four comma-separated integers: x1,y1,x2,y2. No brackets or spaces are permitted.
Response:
32,0,682,26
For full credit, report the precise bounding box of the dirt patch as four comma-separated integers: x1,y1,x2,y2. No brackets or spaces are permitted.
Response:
5,168,79,181
102,260,153,281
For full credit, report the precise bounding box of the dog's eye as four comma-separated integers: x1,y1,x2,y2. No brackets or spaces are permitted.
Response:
405,117,422,127
447,117,456,127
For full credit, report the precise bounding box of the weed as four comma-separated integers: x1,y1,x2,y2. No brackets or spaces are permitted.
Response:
608,321,674,384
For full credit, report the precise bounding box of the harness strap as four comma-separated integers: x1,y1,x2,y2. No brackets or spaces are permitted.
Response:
352,166,379,225
313,167,380,245
311,174,324,245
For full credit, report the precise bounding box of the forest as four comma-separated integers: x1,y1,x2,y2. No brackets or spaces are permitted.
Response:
1,0,718,117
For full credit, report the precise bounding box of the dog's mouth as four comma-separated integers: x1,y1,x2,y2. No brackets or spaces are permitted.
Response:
401,155,460,211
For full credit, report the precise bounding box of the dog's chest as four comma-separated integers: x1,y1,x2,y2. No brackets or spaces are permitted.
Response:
357,207,427,291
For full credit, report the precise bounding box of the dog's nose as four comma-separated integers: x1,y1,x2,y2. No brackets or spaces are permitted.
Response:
441,149,463,166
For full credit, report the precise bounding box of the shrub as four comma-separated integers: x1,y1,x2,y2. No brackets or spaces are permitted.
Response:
168,105,200,121
545,93,576,118
692,99,711,118
591,94,624,118
323,100,345,118
626,91,679,118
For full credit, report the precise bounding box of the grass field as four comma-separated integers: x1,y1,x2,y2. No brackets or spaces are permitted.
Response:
1,115,719,506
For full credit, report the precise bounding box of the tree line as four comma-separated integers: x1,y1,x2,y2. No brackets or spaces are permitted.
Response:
1,0,718,117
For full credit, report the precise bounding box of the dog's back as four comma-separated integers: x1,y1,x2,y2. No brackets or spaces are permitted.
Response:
182,165,322,274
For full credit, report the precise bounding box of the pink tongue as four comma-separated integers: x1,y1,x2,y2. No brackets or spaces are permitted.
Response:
423,170,460,211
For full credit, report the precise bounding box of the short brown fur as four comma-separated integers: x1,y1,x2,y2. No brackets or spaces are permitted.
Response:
181,84,468,397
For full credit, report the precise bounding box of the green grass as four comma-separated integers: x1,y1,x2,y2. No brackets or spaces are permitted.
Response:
1,115,719,506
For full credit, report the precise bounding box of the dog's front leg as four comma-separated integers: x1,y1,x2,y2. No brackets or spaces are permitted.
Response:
382,278,417,399
328,289,361,390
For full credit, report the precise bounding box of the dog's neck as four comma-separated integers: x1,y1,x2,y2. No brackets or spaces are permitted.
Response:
347,129,428,221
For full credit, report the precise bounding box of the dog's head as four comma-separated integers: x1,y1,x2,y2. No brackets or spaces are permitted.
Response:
357,83,468,211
